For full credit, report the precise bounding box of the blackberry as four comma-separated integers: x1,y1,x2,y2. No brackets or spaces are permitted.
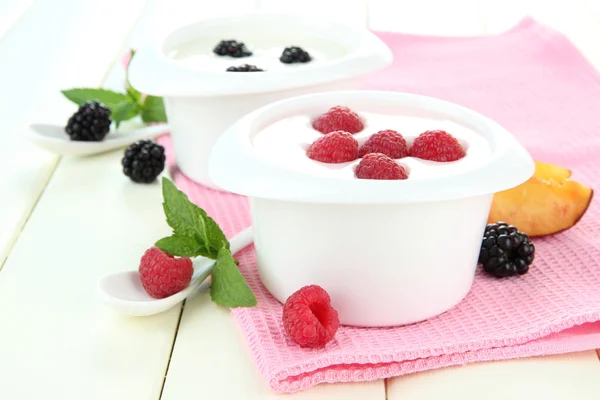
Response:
226,64,264,72
478,222,535,278
213,40,252,58
121,140,165,183
65,101,111,141
279,46,311,64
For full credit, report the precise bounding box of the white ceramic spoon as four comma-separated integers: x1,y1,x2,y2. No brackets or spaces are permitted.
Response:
27,123,170,156
96,227,254,316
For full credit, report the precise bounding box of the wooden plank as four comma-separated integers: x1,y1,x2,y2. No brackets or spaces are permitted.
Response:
0,1,192,399
367,0,485,35
387,351,600,399
0,0,145,268
160,290,386,399
0,152,184,400
0,0,32,40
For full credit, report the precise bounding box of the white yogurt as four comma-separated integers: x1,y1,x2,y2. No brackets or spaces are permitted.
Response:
252,112,491,179
168,36,346,72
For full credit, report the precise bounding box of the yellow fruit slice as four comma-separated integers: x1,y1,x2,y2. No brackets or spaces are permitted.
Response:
488,161,593,237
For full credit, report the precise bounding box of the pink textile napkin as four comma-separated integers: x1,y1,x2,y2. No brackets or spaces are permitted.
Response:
156,17,600,393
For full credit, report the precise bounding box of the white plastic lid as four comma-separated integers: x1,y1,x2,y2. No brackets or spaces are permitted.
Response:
128,12,393,97
208,91,535,204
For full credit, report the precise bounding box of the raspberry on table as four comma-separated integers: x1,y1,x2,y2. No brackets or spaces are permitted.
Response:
306,130,359,163
138,247,193,299
122,140,166,183
355,153,409,180
213,40,252,58
312,106,364,135
226,64,264,72
409,129,466,162
64,101,112,141
359,129,409,159
478,222,535,278
279,46,311,64
282,285,339,348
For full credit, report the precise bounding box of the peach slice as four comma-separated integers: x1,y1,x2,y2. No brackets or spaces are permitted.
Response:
488,161,593,237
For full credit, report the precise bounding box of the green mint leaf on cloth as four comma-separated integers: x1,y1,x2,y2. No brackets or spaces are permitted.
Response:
155,234,204,257
111,100,140,128
210,247,257,307
61,88,131,111
160,177,229,259
141,95,168,123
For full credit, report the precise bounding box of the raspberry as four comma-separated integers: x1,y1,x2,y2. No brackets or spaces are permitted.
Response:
138,247,193,299
479,222,535,278
409,129,466,162
307,131,359,163
312,106,364,135
282,285,339,348
355,153,408,180
280,46,311,64
359,130,409,159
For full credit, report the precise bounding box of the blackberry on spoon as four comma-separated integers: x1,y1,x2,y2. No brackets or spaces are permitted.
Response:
65,101,111,141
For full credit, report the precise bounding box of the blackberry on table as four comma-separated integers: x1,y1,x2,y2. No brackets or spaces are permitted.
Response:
65,101,111,141
478,222,535,278
213,40,252,58
121,140,165,183
279,46,311,64
226,64,264,72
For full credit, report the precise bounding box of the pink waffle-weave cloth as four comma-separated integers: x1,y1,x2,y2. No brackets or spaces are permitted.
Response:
156,17,600,393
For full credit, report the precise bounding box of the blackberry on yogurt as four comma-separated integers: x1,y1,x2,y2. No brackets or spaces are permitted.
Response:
280,46,311,64
226,64,264,72
213,40,252,58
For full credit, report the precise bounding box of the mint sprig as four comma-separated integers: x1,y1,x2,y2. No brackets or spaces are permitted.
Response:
156,178,257,308
61,49,167,128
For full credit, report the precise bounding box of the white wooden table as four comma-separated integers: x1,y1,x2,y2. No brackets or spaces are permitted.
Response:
2,0,600,398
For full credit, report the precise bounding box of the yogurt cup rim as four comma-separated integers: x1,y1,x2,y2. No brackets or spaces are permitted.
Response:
209,90,535,204
127,12,393,97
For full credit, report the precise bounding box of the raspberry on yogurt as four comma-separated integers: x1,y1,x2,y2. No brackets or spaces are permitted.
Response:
312,106,364,135
409,129,466,162
307,131,359,163
359,129,409,159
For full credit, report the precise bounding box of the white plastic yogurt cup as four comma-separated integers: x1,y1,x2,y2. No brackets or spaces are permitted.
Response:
208,91,535,327
128,12,392,190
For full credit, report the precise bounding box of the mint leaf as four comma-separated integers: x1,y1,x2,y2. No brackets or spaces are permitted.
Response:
141,96,167,123
155,234,204,257
125,49,143,104
161,177,229,259
111,100,139,128
61,88,130,110
210,247,257,307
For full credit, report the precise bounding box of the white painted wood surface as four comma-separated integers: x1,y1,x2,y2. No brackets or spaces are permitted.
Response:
2,1,600,399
